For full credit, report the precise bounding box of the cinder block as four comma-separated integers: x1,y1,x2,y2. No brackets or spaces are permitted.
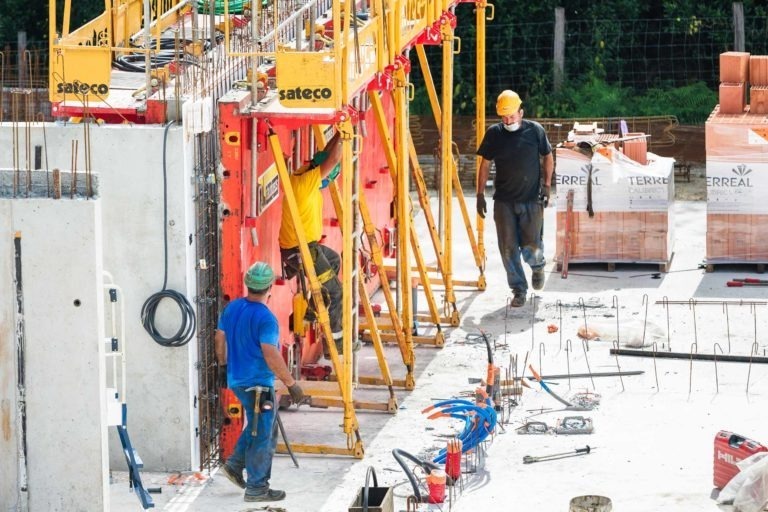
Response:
578,213,601,234
622,212,644,233
599,232,620,260
644,212,668,232
643,233,667,261
621,232,644,259
599,212,623,233
622,132,648,165
750,86,768,115
706,232,727,260
572,232,598,260
707,213,729,233
749,55,768,86
728,214,751,233
719,82,746,114
720,51,751,83
728,231,751,259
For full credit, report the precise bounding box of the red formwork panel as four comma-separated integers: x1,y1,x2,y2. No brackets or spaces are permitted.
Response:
217,89,397,381
218,97,293,342
320,94,397,297
713,430,768,489
220,388,244,460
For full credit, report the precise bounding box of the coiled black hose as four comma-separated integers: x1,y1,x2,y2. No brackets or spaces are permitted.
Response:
141,121,197,347
113,36,220,72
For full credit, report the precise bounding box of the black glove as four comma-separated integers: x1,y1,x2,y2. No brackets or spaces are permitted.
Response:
287,383,305,404
476,193,487,219
539,185,551,208
217,364,228,389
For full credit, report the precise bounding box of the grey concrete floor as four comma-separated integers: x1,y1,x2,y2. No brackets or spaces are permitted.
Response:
111,196,768,512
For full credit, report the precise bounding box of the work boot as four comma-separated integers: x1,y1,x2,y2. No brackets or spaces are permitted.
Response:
219,463,245,489
333,333,362,355
531,268,545,291
244,488,287,502
510,290,526,308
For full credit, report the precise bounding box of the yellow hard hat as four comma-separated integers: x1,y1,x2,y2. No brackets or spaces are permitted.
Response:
496,90,521,116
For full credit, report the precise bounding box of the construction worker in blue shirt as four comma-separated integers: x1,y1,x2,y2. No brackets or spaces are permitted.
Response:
215,261,304,503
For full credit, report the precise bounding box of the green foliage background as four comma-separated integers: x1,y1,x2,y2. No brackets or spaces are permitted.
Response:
410,1,768,124
1,1,766,124
0,0,104,43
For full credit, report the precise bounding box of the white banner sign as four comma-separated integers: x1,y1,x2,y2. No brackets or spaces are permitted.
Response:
555,149,674,212
706,161,768,214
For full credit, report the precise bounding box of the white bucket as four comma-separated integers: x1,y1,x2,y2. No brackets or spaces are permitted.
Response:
569,495,612,512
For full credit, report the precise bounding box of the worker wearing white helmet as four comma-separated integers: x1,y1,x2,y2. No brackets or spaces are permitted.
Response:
476,90,554,307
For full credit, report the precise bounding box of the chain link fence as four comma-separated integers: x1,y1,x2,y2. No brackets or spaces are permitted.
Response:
412,12,768,119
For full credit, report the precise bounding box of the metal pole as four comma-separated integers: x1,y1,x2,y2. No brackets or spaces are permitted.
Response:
733,2,745,52
553,8,565,93
17,31,27,88
476,0,487,266
143,1,151,106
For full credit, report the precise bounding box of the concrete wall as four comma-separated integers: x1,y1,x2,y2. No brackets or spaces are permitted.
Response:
0,198,109,511
0,203,22,510
0,122,199,472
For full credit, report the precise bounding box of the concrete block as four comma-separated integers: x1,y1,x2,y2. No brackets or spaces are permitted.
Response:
718,83,746,115
621,231,644,259
623,133,648,165
749,55,768,86
750,85,768,115
720,51,750,83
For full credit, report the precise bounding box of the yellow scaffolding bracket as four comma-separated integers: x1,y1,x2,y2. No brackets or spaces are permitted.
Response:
268,129,364,459
313,123,407,396
414,42,486,296
369,89,446,343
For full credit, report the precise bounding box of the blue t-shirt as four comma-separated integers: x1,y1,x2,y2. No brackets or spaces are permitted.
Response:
217,298,280,388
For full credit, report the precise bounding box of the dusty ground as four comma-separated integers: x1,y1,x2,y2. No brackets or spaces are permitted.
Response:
674,164,706,201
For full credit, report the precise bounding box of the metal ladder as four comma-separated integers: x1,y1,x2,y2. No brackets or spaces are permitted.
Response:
104,273,153,509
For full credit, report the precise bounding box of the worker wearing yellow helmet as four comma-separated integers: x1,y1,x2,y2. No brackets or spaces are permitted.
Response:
476,90,554,307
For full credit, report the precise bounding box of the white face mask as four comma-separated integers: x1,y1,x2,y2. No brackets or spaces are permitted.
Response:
503,122,520,132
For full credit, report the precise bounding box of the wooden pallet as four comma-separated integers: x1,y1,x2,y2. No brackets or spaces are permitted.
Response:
705,261,767,274
555,252,674,274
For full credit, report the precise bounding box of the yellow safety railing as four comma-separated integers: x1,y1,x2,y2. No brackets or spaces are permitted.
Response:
220,0,447,109
49,0,189,102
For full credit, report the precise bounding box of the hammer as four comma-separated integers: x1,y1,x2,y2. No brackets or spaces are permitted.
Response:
245,385,272,436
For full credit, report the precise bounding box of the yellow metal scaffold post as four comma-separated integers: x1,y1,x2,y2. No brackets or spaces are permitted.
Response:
370,91,446,348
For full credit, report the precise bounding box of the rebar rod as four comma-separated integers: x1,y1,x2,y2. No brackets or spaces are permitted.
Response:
613,340,625,391
581,339,595,390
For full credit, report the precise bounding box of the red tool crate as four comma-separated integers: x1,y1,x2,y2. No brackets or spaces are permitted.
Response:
713,430,768,488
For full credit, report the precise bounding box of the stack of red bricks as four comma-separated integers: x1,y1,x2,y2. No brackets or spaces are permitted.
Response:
719,51,768,114
555,211,671,262
705,52,768,263
554,147,674,267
